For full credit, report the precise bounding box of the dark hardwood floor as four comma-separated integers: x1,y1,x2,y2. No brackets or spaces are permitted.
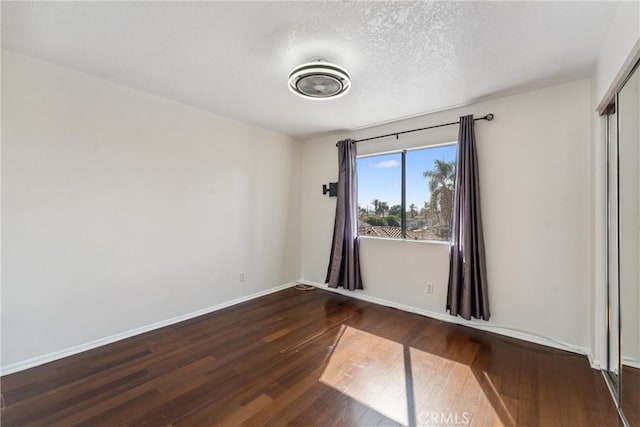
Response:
1,287,621,426
622,365,639,427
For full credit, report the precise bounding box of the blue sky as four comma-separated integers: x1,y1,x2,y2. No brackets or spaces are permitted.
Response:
357,144,456,212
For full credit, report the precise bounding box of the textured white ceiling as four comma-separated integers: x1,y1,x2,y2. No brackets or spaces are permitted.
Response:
1,1,620,138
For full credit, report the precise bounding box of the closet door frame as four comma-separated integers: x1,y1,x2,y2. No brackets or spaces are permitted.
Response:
603,58,639,427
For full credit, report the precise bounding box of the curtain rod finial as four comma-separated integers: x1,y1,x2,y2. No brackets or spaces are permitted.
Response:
485,113,494,121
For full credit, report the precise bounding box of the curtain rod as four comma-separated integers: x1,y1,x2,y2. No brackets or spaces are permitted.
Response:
342,113,494,145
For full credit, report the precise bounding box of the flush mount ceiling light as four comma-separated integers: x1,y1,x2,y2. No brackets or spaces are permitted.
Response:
288,60,351,100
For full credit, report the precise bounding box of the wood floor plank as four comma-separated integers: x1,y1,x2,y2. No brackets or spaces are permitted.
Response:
622,365,640,427
0,287,622,426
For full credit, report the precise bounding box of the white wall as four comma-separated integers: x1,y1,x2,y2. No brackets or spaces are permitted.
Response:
593,1,640,109
590,0,640,368
1,49,300,368
301,79,593,354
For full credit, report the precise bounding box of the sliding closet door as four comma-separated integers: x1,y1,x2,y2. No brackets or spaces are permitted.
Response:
607,106,619,377
618,63,639,427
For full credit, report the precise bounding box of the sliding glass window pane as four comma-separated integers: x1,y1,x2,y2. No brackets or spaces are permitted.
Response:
357,152,402,239
406,144,457,241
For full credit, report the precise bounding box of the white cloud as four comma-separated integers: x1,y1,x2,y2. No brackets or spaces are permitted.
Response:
370,159,400,169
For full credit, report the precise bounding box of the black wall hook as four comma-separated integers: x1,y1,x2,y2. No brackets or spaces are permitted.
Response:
323,182,338,197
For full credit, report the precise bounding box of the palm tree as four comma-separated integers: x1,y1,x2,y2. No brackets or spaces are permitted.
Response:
423,159,456,226
371,199,381,216
409,204,417,218
378,201,389,217
420,201,429,217
389,204,402,217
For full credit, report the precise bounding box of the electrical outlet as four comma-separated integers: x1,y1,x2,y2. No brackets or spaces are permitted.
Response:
240,272,246,282
426,282,433,294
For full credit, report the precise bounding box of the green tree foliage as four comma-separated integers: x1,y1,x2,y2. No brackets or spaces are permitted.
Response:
419,201,429,217
389,204,402,217
386,215,400,227
409,203,417,218
423,159,456,226
378,201,389,217
365,215,386,226
371,199,381,216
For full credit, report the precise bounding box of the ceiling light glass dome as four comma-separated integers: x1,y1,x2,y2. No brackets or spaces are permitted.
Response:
288,60,351,100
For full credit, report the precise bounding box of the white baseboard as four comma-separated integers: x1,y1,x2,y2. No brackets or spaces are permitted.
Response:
1,282,297,376
623,357,640,369
3,280,603,376
589,353,602,370
299,280,600,369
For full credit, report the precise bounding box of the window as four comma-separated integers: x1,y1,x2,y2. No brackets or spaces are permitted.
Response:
357,152,402,237
357,143,457,241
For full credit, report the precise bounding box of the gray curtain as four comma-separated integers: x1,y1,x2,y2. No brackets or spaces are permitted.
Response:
326,139,363,290
447,115,490,320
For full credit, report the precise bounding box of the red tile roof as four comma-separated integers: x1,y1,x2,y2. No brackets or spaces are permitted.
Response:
358,224,447,241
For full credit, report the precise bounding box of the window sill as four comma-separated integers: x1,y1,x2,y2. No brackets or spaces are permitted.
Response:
358,235,450,245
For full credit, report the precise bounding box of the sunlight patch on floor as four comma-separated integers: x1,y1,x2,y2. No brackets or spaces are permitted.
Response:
320,326,408,425
407,347,507,426
320,326,510,426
